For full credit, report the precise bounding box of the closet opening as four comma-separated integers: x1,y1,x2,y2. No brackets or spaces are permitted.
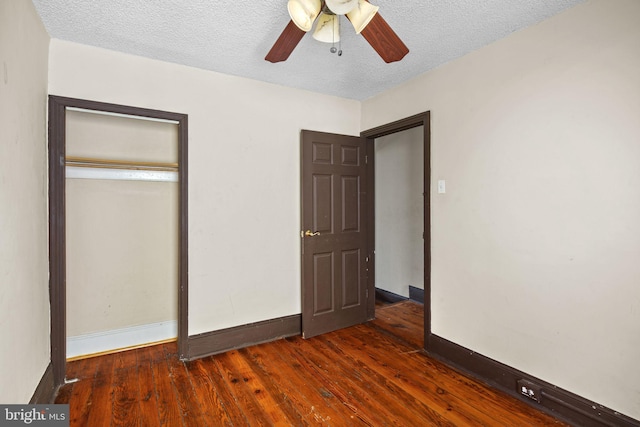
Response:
48,96,189,386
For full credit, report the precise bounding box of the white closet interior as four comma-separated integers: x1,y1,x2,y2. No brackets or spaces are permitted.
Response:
65,108,179,359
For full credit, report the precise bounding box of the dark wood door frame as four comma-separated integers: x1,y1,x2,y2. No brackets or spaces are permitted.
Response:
48,96,189,386
361,111,431,346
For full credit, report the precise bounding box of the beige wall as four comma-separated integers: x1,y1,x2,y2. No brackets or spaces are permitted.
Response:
48,41,361,335
66,179,178,336
0,0,50,403
66,109,178,163
375,127,424,297
364,0,640,418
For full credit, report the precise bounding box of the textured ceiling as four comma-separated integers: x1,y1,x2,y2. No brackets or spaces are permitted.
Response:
31,0,584,100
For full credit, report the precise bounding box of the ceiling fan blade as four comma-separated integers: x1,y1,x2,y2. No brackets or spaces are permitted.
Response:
359,13,409,63
265,20,306,63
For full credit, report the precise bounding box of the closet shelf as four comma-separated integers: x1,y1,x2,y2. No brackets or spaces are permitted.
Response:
65,156,178,172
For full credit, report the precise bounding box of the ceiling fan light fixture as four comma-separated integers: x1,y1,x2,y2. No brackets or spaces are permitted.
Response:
267,0,407,63
312,13,340,43
287,0,322,32
325,0,359,15
346,0,379,34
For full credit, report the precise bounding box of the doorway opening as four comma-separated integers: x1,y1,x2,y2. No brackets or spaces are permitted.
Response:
362,111,431,347
48,96,189,386
374,126,425,303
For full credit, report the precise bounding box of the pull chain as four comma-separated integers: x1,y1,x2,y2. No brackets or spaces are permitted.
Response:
330,16,343,56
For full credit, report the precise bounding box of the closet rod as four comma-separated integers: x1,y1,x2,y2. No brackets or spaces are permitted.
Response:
65,156,178,172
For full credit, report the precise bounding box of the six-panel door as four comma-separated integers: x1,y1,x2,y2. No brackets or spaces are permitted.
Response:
301,130,368,338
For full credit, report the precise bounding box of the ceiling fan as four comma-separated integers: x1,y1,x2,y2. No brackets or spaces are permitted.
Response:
265,0,409,63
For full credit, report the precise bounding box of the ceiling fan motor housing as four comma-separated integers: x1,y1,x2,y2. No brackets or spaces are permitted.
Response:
325,0,359,15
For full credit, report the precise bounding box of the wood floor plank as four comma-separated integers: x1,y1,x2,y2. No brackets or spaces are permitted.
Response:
111,349,142,427
53,382,73,405
233,347,307,425
212,351,275,426
66,355,96,381
272,338,378,426
378,302,424,331
183,358,235,426
329,328,507,426
189,357,250,425
323,330,493,426
373,301,424,347
312,333,465,426
240,344,358,426
65,358,97,426
58,301,567,427
150,344,183,427
163,343,209,427
84,352,115,427
285,336,426,426
135,346,161,426
292,334,455,426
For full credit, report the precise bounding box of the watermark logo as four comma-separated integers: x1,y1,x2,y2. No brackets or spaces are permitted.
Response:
0,405,68,426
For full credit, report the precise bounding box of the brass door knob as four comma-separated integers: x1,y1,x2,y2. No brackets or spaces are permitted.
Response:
303,230,321,237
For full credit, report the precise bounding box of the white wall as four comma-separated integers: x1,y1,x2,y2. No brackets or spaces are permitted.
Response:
363,0,640,419
48,41,361,336
0,0,51,403
375,127,424,297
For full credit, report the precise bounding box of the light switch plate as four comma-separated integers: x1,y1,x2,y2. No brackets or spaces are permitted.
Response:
438,180,446,194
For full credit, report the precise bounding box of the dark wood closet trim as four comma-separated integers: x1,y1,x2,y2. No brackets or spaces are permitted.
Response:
48,96,189,388
187,314,301,360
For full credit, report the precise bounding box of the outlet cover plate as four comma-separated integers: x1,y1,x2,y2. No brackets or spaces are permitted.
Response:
517,379,542,403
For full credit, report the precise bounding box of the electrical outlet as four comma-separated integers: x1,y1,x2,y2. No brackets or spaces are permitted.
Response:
516,379,542,403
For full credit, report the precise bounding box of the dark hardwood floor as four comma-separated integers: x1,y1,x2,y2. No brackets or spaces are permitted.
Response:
55,301,567,426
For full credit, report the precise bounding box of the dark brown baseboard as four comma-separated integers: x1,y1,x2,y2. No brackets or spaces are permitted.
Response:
426,334,639,427
29,363,57,404
408,285,425,303
375,288,408,303
376,287,425,304
186,314,301,360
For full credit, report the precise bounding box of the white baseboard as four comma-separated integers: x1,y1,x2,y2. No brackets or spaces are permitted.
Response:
67,320,177,359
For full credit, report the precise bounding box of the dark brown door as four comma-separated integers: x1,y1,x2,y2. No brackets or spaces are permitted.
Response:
301,130,369,338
